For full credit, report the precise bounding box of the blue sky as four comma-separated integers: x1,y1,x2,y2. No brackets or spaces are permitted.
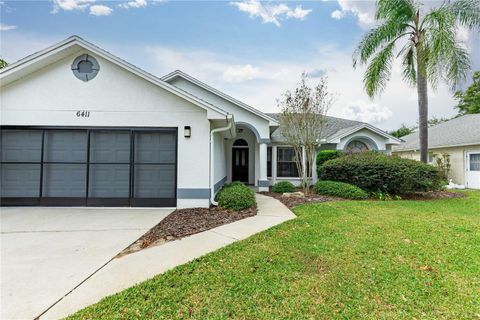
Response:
1,0,478,130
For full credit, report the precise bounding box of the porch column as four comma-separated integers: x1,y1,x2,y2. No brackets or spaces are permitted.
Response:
272,145,277,184
258,142,269,191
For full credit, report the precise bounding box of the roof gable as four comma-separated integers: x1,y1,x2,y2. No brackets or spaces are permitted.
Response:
267,113,401,144
0,36,228,120
162,70,279,126
393,114,480,151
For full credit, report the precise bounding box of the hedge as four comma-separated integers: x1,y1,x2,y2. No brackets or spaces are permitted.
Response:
314,180,368,199
216,183,256,211
316,150,343,170
271,181,296,193
318,152,444,194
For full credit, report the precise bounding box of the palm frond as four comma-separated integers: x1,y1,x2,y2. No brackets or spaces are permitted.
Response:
364,41,396,97
423,5,470,89
449,0,480,28
375,0,416,22
400,43,417,86
353,20,411,67
444,44,470,90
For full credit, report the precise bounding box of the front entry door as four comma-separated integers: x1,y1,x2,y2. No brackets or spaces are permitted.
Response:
466,152,480,189
232,148,249,183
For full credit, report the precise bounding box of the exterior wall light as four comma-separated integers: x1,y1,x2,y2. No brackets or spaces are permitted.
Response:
184,126,191,138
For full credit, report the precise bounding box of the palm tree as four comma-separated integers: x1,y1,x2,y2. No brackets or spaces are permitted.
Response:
353,0,480,162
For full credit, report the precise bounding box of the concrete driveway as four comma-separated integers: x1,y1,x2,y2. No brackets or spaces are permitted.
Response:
0,207,173,320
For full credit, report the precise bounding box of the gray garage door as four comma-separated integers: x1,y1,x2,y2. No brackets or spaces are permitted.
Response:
0,128,177,207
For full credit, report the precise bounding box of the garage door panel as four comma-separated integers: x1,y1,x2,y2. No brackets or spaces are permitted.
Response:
44,130,87,162
89,164,130,197
135,132,176,164
134,165,175,198
0,164,40,197
42,164,87,197
90,131,130,163
1,130,42,162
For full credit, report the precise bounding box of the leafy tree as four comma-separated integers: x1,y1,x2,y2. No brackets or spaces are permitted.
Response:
389,123,414,138
454,71,480,115
277,73,333,194
353,0,480,162
0,58,7,69
426,116,450,127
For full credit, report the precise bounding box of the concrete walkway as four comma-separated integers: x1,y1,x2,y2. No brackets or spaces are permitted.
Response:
42,194,295,319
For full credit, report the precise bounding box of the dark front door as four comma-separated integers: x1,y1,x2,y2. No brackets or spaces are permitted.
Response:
232,148,249,183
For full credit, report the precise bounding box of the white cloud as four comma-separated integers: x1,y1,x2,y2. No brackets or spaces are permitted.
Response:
286,6,312,20
330,0,376,27
223,64,259,83
89,4,112,16
0,23,17,31
230,0,312,27
119,0,147,9
331,9,344,20
51,0,95,14
342,101,393,124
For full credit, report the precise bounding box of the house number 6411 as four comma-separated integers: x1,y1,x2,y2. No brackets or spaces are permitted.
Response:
76,111,90,117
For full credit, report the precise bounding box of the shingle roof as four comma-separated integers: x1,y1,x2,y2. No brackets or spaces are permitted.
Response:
392,114,480,151
266,113,365,143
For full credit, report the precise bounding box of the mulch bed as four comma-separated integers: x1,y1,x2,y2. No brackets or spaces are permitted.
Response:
400,191,465,200
118,205,256,257
261,190,464,208
260,191,339,209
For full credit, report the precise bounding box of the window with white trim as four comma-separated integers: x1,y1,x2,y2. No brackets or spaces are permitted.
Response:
277,147,301,177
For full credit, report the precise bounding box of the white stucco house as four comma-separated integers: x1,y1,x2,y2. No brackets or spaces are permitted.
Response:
0,36,401,208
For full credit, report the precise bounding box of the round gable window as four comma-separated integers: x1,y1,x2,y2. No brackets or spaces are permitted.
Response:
71,54,99,81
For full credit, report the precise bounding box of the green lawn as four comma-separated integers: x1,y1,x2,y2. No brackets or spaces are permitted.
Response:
69,191,480,319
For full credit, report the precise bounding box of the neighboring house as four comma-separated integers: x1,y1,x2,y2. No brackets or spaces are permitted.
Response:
0,36,401,208
393,114,480,189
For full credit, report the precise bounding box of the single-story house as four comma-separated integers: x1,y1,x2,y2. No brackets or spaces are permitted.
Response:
392,114,480,189
0,35,401,208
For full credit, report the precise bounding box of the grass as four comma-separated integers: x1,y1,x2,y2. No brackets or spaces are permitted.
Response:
68,191,480,319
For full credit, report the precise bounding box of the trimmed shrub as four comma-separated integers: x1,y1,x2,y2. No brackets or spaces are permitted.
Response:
316,150,343,170
223,181,245,189
215,181,245,201
314,180,368,199
271,181,296,193
217,184,256,211
318,152,444,194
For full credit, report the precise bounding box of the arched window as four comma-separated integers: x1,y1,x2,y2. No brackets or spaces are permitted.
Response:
345,140,369,153
233,139,248,146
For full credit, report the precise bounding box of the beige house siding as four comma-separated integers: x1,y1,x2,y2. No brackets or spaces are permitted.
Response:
393,145,480,186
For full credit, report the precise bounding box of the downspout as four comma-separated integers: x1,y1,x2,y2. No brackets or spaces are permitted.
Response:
210,114,233,206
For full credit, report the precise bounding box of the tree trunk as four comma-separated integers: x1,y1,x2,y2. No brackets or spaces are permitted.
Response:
416,60,429,163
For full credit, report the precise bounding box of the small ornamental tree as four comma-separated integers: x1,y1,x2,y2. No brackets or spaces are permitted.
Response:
277,73,333,194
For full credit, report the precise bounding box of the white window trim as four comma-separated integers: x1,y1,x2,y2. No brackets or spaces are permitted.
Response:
275,145,304,179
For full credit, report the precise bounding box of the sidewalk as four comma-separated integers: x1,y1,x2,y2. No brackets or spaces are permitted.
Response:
42,193,296,319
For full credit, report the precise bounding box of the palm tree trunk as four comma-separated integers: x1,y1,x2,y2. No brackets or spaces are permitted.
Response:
416,60,429,163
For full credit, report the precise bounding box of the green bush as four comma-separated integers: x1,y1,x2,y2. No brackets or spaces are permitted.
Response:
318,152,444,194
215,181,244,201
316,150,343,170
271,181,296,193
217,184,256,211
314,180,368,199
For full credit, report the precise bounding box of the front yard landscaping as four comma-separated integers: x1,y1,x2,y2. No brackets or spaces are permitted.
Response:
69,191,479,319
